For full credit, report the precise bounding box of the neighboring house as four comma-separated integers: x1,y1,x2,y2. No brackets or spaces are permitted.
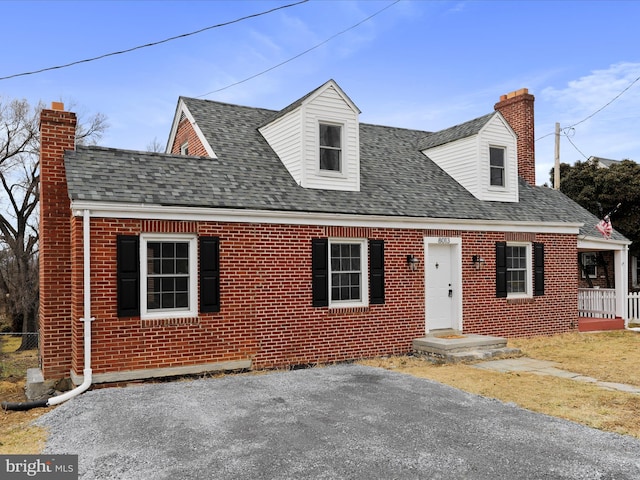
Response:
589,156,622,169
38,81,630,385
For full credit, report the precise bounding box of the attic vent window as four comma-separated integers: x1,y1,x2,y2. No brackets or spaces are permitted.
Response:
489,147,505,187
180,142,189,155
319,123,342,172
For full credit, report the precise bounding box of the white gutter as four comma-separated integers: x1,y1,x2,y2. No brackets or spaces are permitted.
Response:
48,209,94,406
70,201,585,235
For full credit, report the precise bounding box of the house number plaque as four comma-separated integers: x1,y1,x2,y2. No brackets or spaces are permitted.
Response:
437,237,451,244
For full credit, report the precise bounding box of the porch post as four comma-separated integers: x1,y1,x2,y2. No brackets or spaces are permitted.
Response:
614,246,629,325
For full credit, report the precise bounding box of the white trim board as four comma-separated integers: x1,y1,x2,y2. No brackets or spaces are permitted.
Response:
71,201,583,235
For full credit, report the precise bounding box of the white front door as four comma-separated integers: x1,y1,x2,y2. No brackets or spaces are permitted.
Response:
425,240,460,332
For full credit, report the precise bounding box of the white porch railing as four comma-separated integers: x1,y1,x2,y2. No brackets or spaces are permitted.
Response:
629,292,640,322
578,288,616,319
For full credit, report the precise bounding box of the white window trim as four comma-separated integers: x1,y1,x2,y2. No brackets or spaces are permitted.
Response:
506,242,532,298
140,233,198,320
328,238,368,308
180,141,189,155
489,145,507,190
581,252,598,279
318,121,345,177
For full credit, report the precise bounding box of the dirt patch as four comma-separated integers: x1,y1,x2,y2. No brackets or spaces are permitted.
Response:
1,337,46,454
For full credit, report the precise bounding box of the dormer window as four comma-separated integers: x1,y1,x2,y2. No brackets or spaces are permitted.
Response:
490,147,505,186
180,141,189,155
319,123,342,172
490,146,505,187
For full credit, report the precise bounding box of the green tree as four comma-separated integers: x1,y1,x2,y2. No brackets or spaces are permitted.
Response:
0,97,107,349
551,158,640,253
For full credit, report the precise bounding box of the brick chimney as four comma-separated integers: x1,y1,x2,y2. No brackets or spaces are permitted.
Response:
494,88,536,185
39,103,76,379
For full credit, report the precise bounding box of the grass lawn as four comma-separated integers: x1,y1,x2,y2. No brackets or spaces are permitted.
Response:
0,335,46,454
1,330,640,454
360,330,640,438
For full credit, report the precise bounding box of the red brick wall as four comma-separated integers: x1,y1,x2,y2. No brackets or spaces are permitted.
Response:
66,220,579,378
39,107,77,378
461,231,578,337
69,221,426,374
169,117,208,156
494,89,536,186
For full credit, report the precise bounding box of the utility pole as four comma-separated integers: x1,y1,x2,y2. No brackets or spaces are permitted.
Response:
554,122,560,190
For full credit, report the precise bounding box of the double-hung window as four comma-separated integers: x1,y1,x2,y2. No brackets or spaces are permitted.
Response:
319,123,342,172
312,238,383,308
506,244,529,294
496,241,543,298
581,252,597,279
330,240,365,303
140,234,198,319
489,146,505,187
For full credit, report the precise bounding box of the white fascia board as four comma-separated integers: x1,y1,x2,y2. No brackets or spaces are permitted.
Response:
578,235,631,251
305,79,361,114
71,201,582,234
165,99,217,158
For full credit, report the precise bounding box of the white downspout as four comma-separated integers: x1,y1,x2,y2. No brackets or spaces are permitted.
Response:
48,209,94,406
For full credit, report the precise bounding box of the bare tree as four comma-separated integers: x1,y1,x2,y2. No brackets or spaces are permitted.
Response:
0,97,107,349
146,137,165,153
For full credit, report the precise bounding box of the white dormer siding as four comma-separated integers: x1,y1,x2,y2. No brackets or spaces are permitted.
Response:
259,80,360,191
423,113,519,202
259,108,304,184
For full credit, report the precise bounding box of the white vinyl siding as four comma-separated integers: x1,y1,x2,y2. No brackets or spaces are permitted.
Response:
258,108,304,184
259,81,360,192
423,136,479,196
479,115,518,201
304,86,359,191
422,114,518,202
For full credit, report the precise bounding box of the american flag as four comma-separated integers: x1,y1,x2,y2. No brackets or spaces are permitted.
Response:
596,215,612,239
595,203,621,239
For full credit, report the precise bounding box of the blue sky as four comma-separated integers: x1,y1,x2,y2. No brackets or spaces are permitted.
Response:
2,0,639,185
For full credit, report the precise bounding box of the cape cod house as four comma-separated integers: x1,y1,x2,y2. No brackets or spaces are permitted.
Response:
38,81,630,385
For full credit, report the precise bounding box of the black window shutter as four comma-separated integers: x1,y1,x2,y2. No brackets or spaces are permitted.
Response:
496,241,507,298
369,239,385,304
534,242,545,296
117,235,140,317
200,237,220,313
312,238,328,307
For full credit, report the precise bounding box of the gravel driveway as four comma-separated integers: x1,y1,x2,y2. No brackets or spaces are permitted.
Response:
37,364,640,479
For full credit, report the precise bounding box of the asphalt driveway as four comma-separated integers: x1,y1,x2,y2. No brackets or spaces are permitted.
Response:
38,364,640,479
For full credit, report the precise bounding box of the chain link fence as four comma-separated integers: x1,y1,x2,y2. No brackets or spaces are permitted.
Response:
0,332,39,351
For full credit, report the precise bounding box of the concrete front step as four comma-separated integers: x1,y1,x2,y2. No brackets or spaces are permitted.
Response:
412,334,521,363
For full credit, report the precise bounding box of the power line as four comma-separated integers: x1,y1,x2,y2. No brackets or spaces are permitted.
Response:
0,0,309,82
563,128,589,160
197,0,401,98
535,71,640,142
565,73,640,130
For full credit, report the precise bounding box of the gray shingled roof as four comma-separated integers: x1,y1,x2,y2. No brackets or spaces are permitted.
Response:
64,97,626,241
418,113,495,150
